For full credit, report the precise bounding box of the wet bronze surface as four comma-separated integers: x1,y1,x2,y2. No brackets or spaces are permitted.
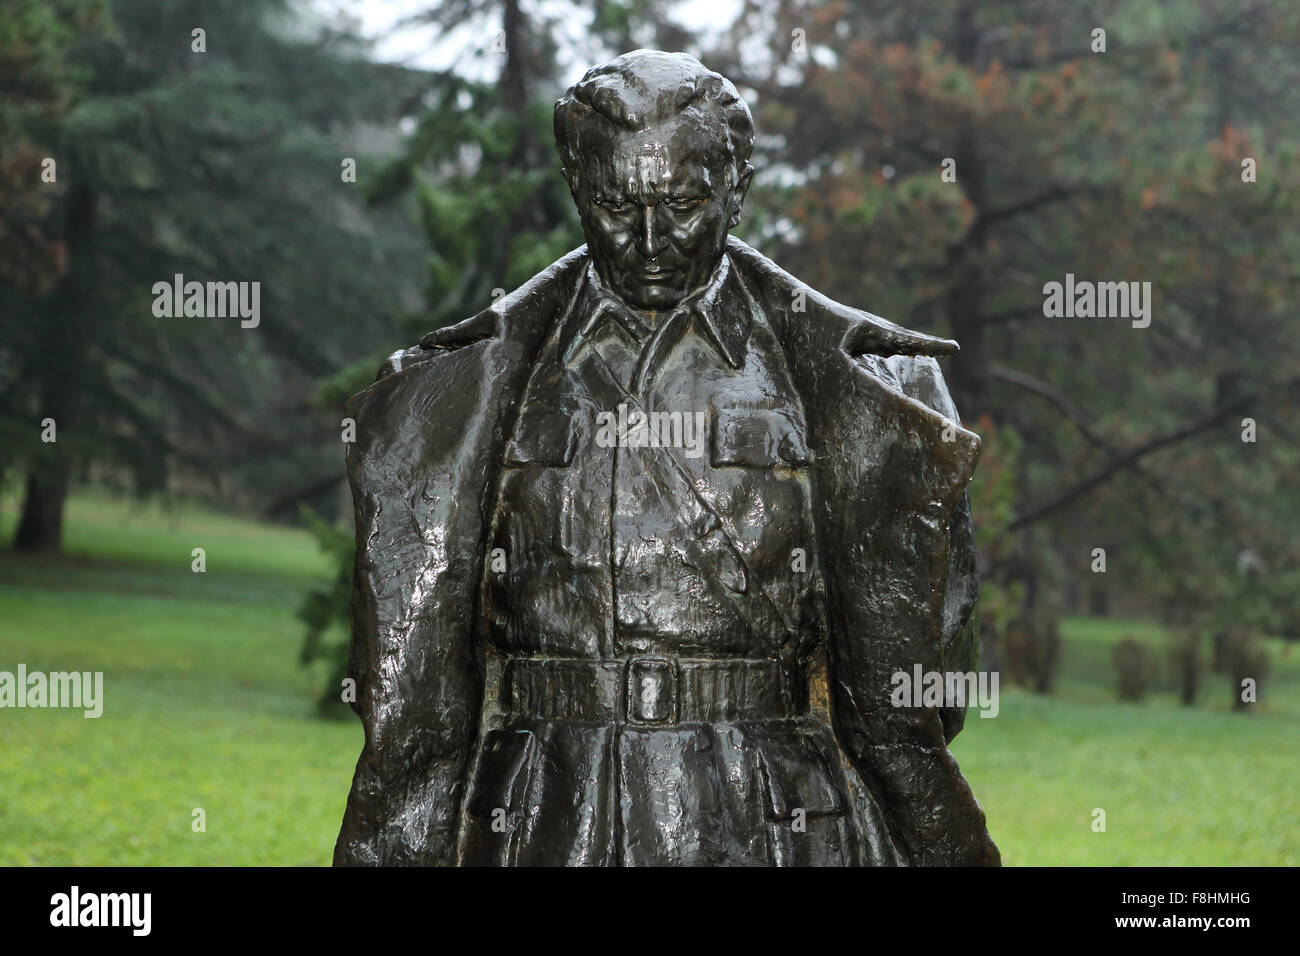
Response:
334,50,998,866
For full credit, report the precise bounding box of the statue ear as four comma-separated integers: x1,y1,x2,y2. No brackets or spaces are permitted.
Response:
561,166,579,195
729,163,754,227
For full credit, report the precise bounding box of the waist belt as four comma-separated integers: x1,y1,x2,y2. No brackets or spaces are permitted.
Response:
503,656,795,725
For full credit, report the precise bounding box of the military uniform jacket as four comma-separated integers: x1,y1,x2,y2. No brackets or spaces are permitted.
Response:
333,237,999,866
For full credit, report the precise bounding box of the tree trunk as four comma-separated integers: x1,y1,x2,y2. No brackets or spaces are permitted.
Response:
12,180,97,553
946,5,990,421
13,460,71,552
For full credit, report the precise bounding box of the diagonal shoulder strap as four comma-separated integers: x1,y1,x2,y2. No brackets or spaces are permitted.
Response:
580,348,801,658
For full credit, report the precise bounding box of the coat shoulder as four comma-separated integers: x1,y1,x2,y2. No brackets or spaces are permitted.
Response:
347,245,591,438
725,237,959,360
369,245,592,383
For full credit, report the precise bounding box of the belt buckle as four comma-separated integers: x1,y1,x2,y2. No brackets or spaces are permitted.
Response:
624,656,677,725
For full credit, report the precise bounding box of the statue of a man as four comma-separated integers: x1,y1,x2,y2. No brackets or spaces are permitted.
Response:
334,50,999,866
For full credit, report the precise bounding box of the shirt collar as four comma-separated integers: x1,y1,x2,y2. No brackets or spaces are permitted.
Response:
560,252,749,371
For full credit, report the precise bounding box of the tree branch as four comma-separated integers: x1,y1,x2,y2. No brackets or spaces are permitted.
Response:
979,185,1077,230
992,363,1192,508
1008,377,1294,530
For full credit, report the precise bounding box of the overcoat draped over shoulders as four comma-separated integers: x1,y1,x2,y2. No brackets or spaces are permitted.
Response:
334,238,998,866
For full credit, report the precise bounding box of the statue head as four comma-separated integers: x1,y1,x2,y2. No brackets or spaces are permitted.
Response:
554,50,755,311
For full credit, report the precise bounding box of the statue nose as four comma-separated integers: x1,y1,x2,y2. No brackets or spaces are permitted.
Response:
636,205,668,258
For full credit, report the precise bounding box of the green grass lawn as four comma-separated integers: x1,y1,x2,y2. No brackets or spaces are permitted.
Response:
1,492,1296,865
952,616,1300,865
0,493,357,865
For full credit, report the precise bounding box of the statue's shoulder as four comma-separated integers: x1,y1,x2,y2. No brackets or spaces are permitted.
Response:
726,236,958,362
344,246,589,442
725,236,965,421
344,247,591,478
372,245,591,384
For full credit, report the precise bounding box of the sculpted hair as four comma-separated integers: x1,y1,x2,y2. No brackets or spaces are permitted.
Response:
554,49,755,180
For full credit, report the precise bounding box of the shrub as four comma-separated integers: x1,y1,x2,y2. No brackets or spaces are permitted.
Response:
296,505,356,718
1169,632,1204,706
1219,629,1271,712
1113,637,1155,702
1001,610,1062,693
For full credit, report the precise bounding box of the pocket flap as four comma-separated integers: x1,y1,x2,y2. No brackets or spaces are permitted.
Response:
466,728,538,816
758,735,845,820
711,407,810,467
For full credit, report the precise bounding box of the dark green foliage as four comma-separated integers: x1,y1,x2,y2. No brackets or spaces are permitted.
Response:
364,65,581,344
1,0,427,549
295,505,354,717
1114,636,1156,702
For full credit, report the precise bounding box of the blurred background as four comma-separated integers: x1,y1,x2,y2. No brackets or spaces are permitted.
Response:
1,0,1296,865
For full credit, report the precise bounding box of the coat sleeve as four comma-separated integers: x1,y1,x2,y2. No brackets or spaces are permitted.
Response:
332,361,486,866
884,354,981,742
814,353,999,866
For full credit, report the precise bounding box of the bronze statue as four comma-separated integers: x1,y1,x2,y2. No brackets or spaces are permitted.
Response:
334,50,999,866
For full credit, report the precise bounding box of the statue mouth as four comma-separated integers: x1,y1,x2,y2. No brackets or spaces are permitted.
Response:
639,263,675,281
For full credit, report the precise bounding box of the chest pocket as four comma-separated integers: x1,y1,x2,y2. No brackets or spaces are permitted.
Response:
504,402,578,467
711,406,811,468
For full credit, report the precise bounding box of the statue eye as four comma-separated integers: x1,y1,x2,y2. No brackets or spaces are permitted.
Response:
598,198,632,213
667,197,703,212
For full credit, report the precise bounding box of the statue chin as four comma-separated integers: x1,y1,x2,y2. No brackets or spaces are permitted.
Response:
618,283,685,311
600,255,726,312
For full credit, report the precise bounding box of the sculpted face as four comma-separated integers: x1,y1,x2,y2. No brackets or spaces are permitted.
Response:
565,115,752,311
